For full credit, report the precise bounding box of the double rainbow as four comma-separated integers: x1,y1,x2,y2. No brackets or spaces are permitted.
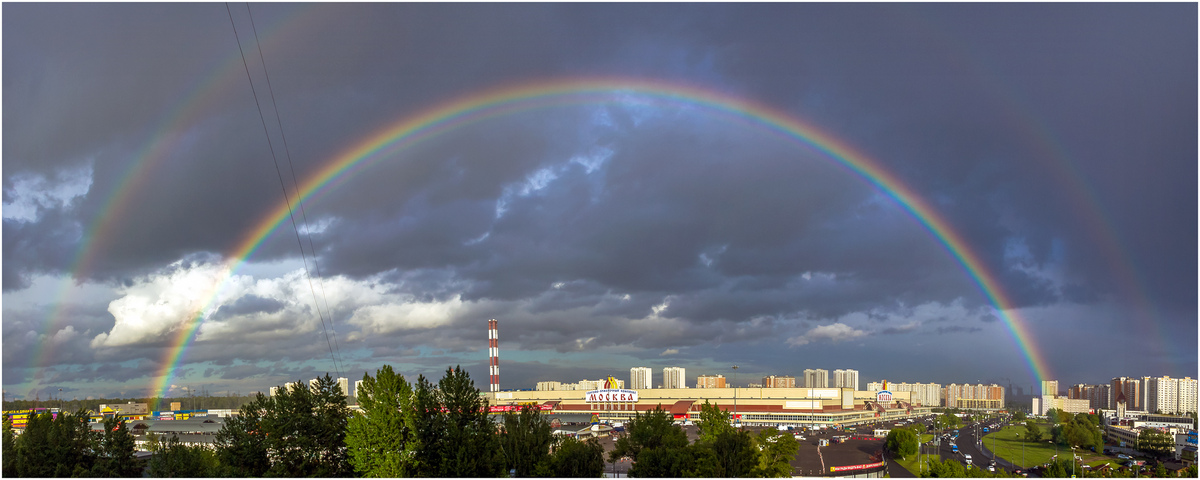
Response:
151,78,1052,398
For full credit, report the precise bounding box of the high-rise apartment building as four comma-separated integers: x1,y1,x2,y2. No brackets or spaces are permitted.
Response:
833,369,859,390
804,369,829,388
1147,376,1198,415
536,381,562,391
762,375,796,388
1041,380,1059,397
867,381,942,407
630,367,653,390
337,377,349,398
944,383,1005,409
663,367,687,389
697,374,727,388
1112,377,1141,410
354,380,363,400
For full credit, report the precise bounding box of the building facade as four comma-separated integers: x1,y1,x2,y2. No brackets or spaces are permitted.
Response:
869,381,942,407
663,367,687,389
486,386,931,427
697,374,727,388
630,367,653,390
804,369,829,388
762,375,797,388
944,383,1005,409
1041,380,1059,397
1112,377,1142,410
833,369,860,390
1147,376,1199,415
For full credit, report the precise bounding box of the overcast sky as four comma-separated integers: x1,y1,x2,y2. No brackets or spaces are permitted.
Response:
3,3,1195,401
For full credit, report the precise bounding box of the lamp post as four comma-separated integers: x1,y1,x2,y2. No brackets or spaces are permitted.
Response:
731,365,739,429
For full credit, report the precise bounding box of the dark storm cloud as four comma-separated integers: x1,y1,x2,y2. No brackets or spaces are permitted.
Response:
3,3,1194,397
210,294,285,320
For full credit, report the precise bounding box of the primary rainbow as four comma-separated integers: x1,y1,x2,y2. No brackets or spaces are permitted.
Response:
152,77,1053,398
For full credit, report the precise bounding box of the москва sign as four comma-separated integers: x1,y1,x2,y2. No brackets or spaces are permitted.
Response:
585,389,639,403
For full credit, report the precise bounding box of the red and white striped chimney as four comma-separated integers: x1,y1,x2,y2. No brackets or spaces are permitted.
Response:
488,319,499,392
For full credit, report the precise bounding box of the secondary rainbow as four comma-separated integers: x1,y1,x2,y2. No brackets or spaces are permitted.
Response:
152,78,1054,398
33,4,326,378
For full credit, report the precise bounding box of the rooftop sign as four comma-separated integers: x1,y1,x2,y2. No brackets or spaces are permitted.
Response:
585,389,639,403
876,390,893,403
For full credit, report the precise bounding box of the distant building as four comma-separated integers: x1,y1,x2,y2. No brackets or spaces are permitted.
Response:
762,375,796,388
804,369,829,388
1147,376,1198,415
663,367,687,389
1041,380,1059,397
630,367,653,390
833,369,859,390
869,381,942,407
354,380,363,400
944,383,1005,409
98,402,149,415
536,381,562,391
1033,395,1090,415
1112,377,1142,410
337,377,349,398
697,374,727,389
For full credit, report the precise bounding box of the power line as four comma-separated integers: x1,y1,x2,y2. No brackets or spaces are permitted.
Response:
225,3,341,378
244,2,345,378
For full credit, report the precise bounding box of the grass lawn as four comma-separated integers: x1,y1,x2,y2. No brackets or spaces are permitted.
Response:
892,434,936,475
981,424,1071,469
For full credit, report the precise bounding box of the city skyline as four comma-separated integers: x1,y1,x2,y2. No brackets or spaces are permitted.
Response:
3,3,1195,401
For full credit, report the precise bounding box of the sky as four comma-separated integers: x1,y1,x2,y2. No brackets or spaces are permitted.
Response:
2,3,1196,402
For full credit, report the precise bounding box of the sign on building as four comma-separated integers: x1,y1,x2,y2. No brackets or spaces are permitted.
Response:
876,390,893,403
585,389,639,403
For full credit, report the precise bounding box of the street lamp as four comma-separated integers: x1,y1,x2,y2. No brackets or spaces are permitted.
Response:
731,365,738,429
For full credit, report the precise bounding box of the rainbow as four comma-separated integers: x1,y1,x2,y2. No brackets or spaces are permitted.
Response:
151,78,1054,398
32,4,326,378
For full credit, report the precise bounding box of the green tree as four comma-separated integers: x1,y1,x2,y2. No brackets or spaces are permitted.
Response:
752,429,799,477
709,429,757,477
346,365,419,477
1013,411,1027,422
499,404,554,477
1136,428,1174,460
536,436,605,477
1024,421,1043,443
886,428,918,458
1047,408,1061,424
2,416,16,478
14,409,96,477
258,374,353,477
611,407,693,477
214,395,269,477
695,400,734,445
91,416,143,477
148,434,220,477
411,366,502,477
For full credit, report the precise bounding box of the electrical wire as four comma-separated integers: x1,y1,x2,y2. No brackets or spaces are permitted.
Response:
226,3,341,378
244,2,345,378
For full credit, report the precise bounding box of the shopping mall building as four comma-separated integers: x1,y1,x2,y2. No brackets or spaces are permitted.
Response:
486,386,934,426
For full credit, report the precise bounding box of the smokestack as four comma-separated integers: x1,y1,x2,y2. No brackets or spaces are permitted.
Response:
488,319,499,392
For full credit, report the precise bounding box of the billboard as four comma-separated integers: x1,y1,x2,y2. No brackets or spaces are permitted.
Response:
585,389,639,403
831,461,885,473
876,390,893,403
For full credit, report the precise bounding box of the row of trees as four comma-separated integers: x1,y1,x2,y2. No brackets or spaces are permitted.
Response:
203,366,608,478
2,411,142,477
608,400,799,477
3,391,263,414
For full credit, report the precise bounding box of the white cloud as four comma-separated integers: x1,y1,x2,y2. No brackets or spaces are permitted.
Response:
787,322,869,346
3,162,93,222
92,260,236,348
660,348,679,356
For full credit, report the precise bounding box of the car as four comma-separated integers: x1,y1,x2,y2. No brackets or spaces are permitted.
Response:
1117,454,1131,460
988,466,995,472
